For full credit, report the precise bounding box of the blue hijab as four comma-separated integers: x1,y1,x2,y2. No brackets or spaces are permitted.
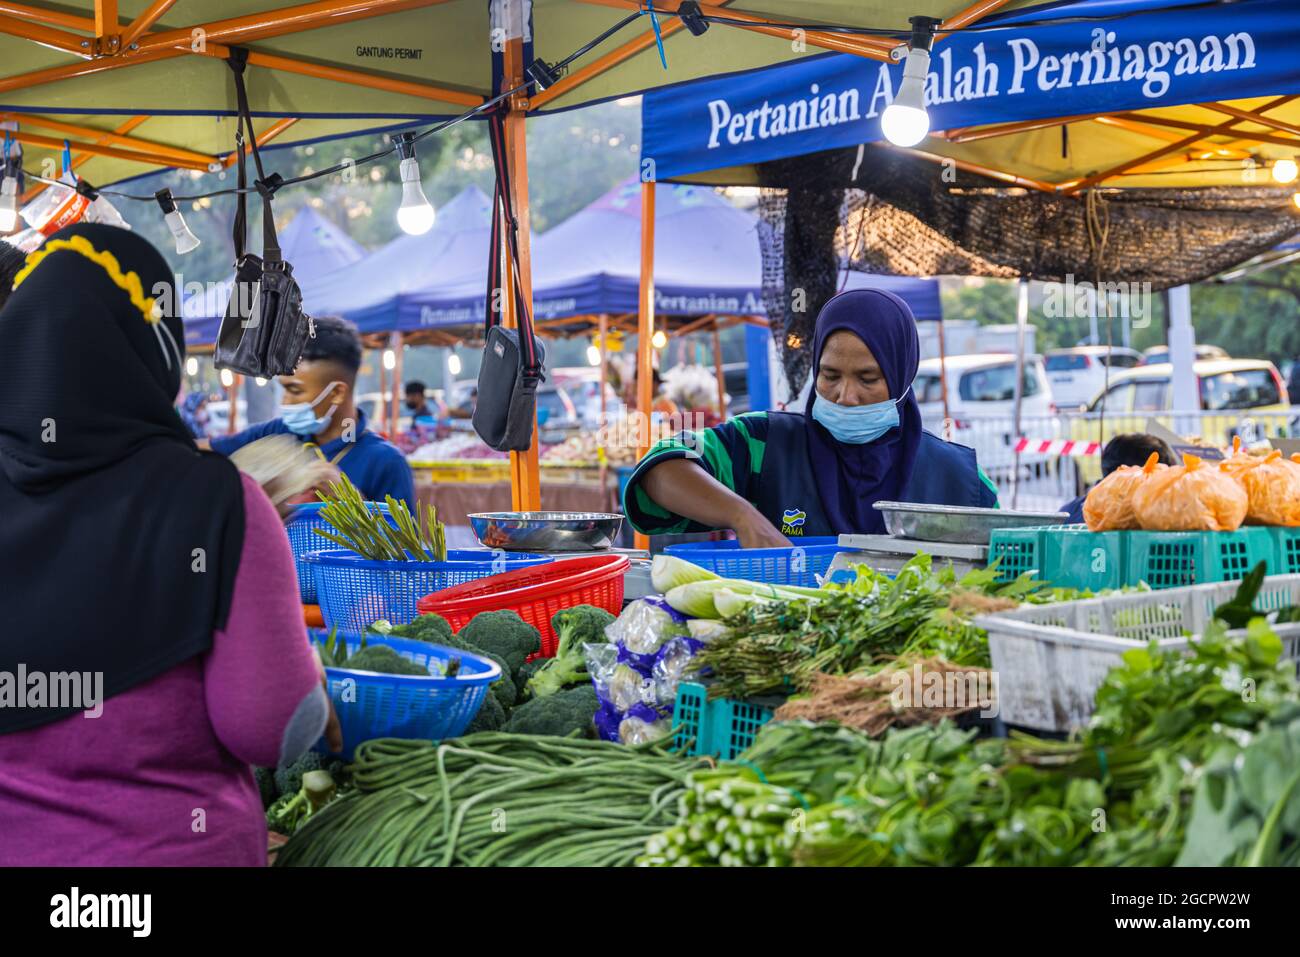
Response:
804,289,923,534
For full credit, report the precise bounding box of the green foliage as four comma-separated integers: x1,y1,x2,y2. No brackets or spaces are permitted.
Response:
274,751,325,799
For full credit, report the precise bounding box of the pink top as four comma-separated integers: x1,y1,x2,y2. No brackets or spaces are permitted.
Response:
0,473,321,866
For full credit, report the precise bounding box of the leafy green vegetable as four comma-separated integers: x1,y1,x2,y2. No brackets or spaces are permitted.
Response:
527,604,614,698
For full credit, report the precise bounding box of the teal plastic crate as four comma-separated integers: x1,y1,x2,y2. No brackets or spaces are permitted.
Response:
990,524,1288,591
672,681,776,759
990,524,1127,591
1127,527,1274,590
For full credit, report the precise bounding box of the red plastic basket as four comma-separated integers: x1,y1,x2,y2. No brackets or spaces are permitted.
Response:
416,554,629,657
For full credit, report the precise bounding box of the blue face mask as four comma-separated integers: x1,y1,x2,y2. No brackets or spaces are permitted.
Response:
811,387,909,445
280,381,343,437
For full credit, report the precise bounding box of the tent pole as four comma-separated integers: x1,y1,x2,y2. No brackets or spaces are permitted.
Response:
635,180,656,552
1011,279,1029,510
598,314,609,422
377,348,388,435
390,331,404,438
712,324,727,419
936,317,951,441
503,33,541,512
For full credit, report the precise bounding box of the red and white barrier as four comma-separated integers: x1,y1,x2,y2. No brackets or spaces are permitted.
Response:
1014,438,1102,456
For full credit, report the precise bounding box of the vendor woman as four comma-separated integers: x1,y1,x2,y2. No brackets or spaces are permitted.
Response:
623,289,998,547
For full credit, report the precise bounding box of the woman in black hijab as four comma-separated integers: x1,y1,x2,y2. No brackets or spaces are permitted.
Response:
0,224,337,865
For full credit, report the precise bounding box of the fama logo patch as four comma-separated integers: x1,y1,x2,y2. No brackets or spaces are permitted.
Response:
780,508,806,536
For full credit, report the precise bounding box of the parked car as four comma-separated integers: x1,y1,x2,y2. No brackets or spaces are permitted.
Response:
1069,358,1291,483
1044,346,1143,409
1139,343,1228,366
914,353,1059,473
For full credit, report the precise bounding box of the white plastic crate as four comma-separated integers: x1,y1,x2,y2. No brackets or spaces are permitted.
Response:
974,575,1300,733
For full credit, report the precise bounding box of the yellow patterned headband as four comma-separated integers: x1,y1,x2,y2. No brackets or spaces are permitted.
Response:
12,234,160,325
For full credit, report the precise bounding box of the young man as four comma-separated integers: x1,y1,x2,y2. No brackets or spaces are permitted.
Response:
1060,432,1176,524
208,316,414,506
404,380,434,420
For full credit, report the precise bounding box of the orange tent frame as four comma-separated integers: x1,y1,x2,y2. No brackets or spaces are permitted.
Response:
5,0,1235,518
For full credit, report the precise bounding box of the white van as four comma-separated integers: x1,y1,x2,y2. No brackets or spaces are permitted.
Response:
913,353,1059,473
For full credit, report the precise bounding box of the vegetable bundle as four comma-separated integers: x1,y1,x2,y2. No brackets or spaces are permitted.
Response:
313,473,447,561
274,734,705,867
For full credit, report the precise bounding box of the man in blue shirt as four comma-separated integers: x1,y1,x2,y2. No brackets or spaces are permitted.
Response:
206,316,414,507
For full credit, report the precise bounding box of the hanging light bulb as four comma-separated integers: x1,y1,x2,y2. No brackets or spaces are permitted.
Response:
652,329,668,349
154,188,200,254
382,348,397,370
185,356,199,377
881,17,939,148
219,368,234,388
1273,157,1299,184
392,132,435,236
587,344,601,366
1292,192,1300,210
448,352,462,376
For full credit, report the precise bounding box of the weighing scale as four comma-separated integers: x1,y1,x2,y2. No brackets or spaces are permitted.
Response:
830,535,990,578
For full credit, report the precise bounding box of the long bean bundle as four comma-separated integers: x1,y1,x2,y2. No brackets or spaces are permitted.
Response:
274,734,706,867
313,473,447,562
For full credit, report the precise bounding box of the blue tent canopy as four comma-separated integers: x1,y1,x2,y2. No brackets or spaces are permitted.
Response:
182,205,365,348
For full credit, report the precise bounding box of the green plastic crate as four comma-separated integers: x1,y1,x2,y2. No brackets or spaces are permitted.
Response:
1127,527,1274,590
672,681,775,759
1271,527,1300,575
987,527,1044,582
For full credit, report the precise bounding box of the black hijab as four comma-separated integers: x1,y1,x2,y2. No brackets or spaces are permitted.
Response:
0,224,245,733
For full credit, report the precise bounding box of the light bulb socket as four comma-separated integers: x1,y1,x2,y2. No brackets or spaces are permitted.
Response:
526,58,563,92
677,1,710,36
906,15,940,53
154,188,178,215
391,131,418,161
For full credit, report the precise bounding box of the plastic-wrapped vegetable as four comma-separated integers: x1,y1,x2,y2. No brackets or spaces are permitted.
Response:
1131,453,1248,532
1083,452,1164,531
604,597,689,656
1224,449,1300,526
607,663,655,712
618,703,674,746
651,637,703,707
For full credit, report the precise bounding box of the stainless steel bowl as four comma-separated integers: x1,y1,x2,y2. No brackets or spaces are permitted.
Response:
468,511,625,552
872,501,1069,545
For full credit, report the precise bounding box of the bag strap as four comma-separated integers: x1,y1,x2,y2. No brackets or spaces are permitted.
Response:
227,49,283,266
485,109,541,377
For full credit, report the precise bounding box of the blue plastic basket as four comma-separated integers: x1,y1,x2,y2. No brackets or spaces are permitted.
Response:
664,536,840,588
306,549,553,634
285,502,392,604
308,630,501,759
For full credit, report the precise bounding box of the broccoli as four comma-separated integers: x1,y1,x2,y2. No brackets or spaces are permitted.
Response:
342,645,429,676
458,610,540,675
503,685,599,738
253,766,278,808
266,769,338,836
515,659,546,699
414,631,516,707
464,692,506,734
377,613,455,644
274,751,325,798
528,605,614,698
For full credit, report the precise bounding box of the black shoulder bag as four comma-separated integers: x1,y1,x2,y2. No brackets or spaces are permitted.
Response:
472,110,546,452
214,49,312,378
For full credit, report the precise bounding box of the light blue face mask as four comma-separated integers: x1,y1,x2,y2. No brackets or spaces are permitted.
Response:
279,381,343,437
811,386,910,445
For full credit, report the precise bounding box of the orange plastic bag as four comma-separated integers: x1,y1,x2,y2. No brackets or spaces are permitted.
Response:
1223,449,1300,526
1131,453,1248,531
1083,452,1165,531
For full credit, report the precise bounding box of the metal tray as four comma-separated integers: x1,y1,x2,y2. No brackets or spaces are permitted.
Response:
872,501,1068,545
468,511,624,552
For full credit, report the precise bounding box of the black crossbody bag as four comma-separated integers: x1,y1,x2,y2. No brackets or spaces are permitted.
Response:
472,110,546,452
214,49,312,378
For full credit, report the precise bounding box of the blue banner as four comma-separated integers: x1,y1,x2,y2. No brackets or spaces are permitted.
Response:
642,0,1300,180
